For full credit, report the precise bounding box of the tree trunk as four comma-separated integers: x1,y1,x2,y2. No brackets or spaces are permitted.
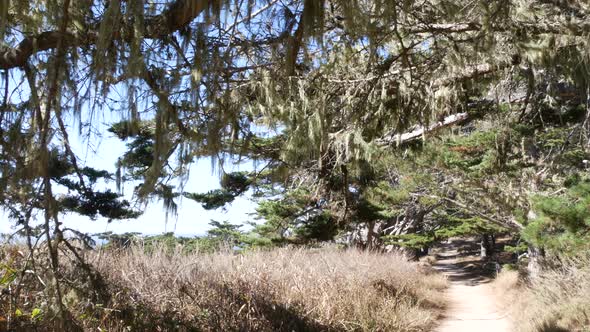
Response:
366,221,375,251
527,245,545,279
525,209,545,279
480,234,492,258
389,205,424,260
480,240,487,258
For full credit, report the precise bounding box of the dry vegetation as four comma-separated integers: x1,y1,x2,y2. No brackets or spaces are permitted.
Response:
1,244,447,331
493,257,590,332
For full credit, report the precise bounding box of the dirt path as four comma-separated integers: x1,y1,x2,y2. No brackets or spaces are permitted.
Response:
433,244,511,332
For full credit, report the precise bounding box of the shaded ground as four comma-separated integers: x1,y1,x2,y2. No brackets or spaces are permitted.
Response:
432,239,511,332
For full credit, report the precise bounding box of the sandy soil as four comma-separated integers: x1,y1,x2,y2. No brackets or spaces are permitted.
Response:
433,243,511,332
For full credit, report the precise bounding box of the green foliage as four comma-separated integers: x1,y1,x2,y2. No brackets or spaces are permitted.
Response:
202,220,245,250
3,2,590,330
292,211,337,242
110,121,156,179
523,181,590,254
231,135,285,161
49,152,141,221
435,215,506,239
384,213,507,249
504,242,528,254
254,188,337,244
109,120,155,141
384,233,435,250
437,130,515,176
184,189,236,210
536,127,590,167
220,172,252,194
370,180,412,206
31,308,42,321
59,190,141,221
501,263,518,271
0,263,17,286
184,172,252,210
354,197,391,222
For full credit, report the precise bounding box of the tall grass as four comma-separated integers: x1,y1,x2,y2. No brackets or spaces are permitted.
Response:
1,244,447,331
493,256,590,332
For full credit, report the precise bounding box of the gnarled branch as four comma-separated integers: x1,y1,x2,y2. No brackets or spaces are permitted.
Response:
0,0,210,70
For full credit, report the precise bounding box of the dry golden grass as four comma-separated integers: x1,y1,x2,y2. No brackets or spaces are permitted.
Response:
492,258,590,332
93,246,447,331
2,244,448,331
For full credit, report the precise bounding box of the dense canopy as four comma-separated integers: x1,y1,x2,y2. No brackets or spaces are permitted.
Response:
2,1,590,330
0,0,589,277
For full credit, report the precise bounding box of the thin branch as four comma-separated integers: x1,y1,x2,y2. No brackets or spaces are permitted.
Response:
222,0,279,34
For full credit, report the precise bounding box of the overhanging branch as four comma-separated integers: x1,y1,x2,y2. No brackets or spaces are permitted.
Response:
0,31,87,70
376,112,469,146
0,0,210,70
408,21,590,36
433,62,508,88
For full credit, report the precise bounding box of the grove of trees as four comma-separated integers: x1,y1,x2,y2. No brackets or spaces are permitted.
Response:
1,0,590,326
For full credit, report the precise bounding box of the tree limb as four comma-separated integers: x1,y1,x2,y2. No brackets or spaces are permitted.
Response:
376,112,469,146
0,31,87,70
0,0,210,70
433,62,507,88
408,21,590,36
415,194,523,230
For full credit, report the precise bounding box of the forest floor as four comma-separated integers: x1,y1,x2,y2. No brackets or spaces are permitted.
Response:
431,239,512,332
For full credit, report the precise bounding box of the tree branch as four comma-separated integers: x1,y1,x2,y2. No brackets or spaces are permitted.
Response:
376,112,469,146
0,31,86,70
413,194,523,230
0,0,210,70
408,21,590,36
432,62,507,88
407,22,482,34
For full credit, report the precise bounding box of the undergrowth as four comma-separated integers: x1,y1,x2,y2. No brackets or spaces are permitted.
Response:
493,256,590,332
0,244,447,331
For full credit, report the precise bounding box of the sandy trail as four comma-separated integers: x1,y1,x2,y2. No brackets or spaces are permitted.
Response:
433,247,511,332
